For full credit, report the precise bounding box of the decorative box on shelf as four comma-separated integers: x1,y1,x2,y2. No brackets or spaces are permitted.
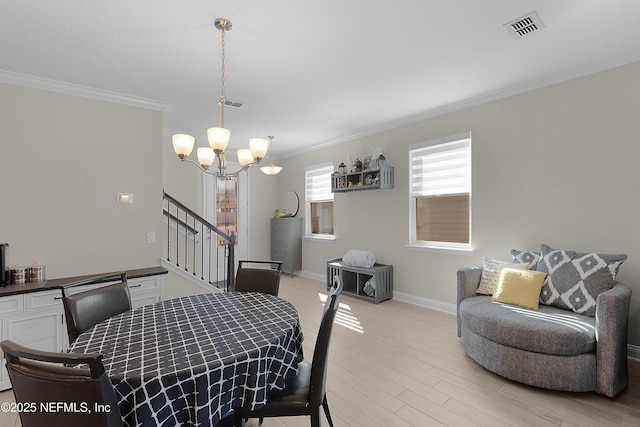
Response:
331,165,394,193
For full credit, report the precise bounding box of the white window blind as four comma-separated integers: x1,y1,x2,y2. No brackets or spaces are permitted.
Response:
305,163,334,202
409,132,472,251
410,138,471,197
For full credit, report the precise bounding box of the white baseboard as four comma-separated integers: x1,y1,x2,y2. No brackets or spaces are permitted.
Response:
297,270,457,314
393,291,457,315
160,259,223,294
297,270,325,282
249,268,640,361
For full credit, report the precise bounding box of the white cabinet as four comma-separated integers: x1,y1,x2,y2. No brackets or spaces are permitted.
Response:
0,290,66,391
0,294,24,389
128,276,163,309
0,269,166,391
0,294,23,315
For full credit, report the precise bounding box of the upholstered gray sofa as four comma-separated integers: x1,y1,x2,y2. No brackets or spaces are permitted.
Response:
457,266,631,397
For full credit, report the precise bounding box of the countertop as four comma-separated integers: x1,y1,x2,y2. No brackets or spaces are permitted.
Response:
0,266,167,297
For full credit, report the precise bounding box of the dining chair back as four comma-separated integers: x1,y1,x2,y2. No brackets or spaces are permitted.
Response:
323,275,343,317
0,340,122,427
234,260,283,296
62,273,132,343
233,286,342,427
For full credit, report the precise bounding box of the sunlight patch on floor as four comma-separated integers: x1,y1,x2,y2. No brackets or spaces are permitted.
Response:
318,293,364,333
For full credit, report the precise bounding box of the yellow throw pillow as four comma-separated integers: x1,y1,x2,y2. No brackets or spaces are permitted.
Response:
491,267,547,310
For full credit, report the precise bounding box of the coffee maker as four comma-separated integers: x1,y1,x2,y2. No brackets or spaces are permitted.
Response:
0,243,8,287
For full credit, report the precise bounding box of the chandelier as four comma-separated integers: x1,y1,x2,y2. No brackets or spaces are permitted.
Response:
172,18,276,177
260,136,283,175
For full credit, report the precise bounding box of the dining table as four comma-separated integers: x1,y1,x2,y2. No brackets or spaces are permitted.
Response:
69,291,304,427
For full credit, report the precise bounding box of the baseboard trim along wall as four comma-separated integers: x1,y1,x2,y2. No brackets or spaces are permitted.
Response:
161,259,223,294
299,269,640,362
297,270,325,282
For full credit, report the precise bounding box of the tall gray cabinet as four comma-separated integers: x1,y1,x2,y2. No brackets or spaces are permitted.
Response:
271,217,303,276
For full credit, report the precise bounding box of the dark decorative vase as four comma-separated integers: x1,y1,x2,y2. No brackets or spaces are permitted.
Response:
0,243,8,287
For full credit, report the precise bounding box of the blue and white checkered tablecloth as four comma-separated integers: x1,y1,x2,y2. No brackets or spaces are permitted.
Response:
70,292,303,426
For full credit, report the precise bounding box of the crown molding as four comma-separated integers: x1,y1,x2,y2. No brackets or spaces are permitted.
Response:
0,69,170,111
281,50,640,160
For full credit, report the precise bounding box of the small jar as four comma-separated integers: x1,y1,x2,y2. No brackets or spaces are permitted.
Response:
28,263,46,282
338,163,347,175
11,265,27,284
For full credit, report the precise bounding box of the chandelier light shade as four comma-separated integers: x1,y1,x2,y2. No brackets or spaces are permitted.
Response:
196,147,216,169
260,163,283,175
260,136,283,175
249,138,269,161
172,18,272,177
172,134,195,159
237,149,254,166
207,127,231,153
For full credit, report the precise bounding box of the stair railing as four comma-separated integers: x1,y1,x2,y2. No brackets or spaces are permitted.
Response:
163,191,235,291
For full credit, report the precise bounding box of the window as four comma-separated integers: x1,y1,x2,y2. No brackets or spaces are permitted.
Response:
215,175,239,247
409,132,471,251
305,162,334,238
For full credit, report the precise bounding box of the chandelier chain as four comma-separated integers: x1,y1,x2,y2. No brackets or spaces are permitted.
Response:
220,24,226,128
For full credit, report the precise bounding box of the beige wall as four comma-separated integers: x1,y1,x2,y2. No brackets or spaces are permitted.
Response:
162,133,201,211
5,60,637,346
0,83,164,278
269,60,640,346
246,166,280,261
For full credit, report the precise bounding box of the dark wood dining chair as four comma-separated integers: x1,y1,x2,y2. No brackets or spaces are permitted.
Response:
233,286,342,427
234,260,283,296
0,340,123,427
62,272,132,343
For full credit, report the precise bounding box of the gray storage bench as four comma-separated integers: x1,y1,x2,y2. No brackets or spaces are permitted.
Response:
326,259,393,304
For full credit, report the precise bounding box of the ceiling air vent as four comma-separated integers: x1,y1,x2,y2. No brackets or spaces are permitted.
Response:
218,99,244,108
504,12,545,39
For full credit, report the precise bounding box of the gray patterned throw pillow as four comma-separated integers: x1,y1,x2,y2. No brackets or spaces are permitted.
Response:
511,249,540,270
536,244,627,316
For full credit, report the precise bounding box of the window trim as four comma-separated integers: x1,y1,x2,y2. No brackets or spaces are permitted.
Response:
408,132,472,253
305,162,335,240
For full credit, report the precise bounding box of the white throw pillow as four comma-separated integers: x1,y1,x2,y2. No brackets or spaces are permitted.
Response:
477,257,528,295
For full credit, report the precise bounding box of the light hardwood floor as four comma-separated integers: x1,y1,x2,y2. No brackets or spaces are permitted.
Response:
1,275,639,426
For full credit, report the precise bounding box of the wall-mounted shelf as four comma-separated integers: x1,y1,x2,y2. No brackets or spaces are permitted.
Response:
331,165,394,193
